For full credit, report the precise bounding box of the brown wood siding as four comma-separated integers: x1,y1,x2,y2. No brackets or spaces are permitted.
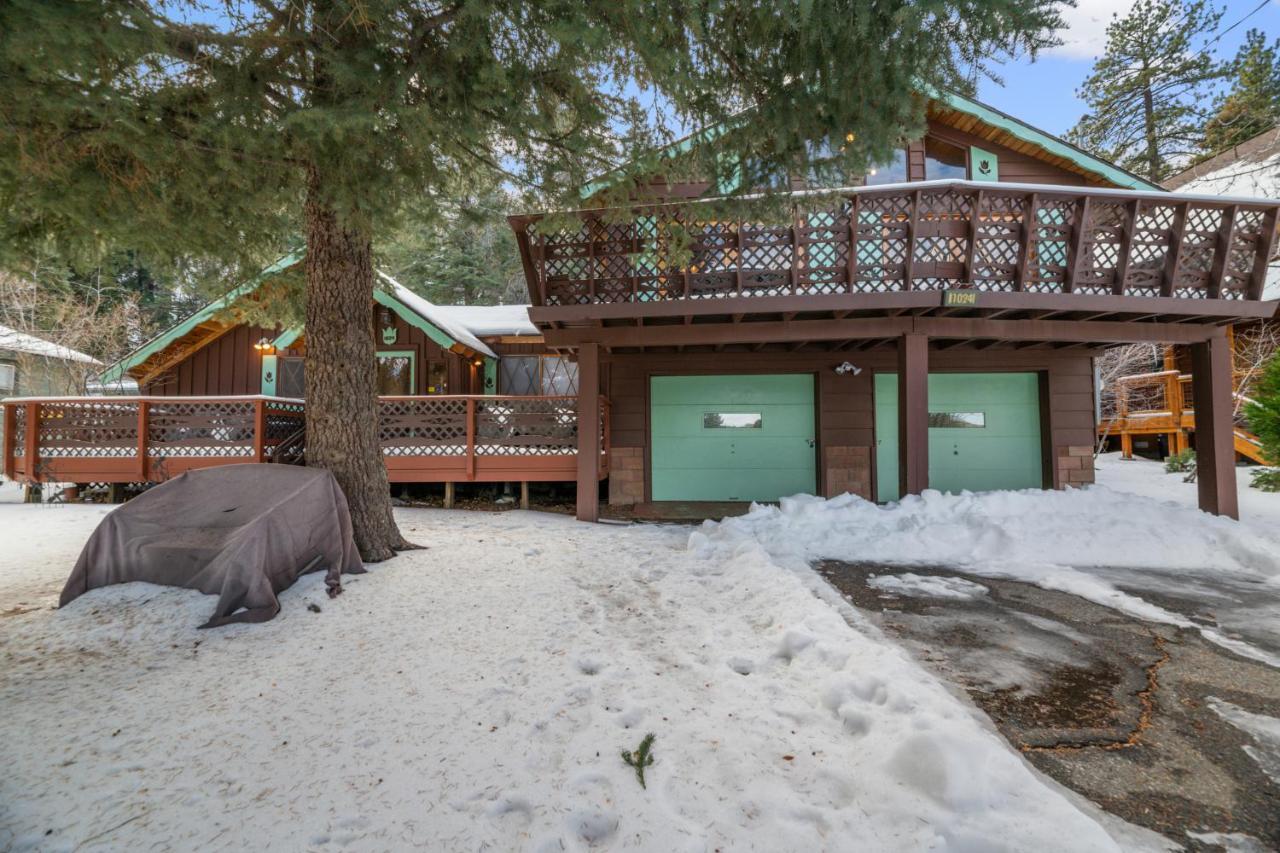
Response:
143,324,274,396
605,346,1097,500
924,119,1086,186
375,309,474,394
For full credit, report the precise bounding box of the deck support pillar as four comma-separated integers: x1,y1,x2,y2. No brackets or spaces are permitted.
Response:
444,482,455,509
897,333,929,496
1120,432,1133,459
576,343,601,522
520,481,530,510
1191,334,1238,518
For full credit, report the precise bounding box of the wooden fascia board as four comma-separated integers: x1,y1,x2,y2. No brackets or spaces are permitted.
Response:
543,315,1226,348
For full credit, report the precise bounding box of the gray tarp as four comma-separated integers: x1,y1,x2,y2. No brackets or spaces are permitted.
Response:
61,464,365,628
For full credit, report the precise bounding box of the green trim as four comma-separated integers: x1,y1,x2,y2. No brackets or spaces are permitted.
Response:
931,88,1161,191
375,349,416,394
273,325,304,350
483,357,498,394
969,145,999,182
372,289,460,353
260,354,279,396
100,249,304,383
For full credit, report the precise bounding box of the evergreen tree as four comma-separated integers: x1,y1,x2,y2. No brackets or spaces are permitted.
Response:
0,0,1065,558
1068,0,1225,183
1202,29,1280,156
1246,352,1280,490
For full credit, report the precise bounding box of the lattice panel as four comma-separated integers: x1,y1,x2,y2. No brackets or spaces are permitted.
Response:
526,187,1277,305
148,401,255,457
10,405,24,457
378,398,468,456
37,401,139,458
475,398,578,456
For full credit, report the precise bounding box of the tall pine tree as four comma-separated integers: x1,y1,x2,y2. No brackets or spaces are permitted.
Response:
1068,0,1225,183
1202,29,1280,156
0,0,1065,558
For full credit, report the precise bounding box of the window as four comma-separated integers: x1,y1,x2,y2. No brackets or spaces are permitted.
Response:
924,137,968,180
278,357,305,398
376,352,415,396
0,363,14,394
864,149,908,186
499,356,579,396
928,411,986,428
426,361,448,394
703,412,763,429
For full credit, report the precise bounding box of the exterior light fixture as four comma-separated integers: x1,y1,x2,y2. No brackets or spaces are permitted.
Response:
254,337,276,354
834,361,861,376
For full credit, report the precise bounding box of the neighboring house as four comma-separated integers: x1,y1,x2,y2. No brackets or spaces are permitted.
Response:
1102,126,1280,463
5,88,1279,518
0,324,101,458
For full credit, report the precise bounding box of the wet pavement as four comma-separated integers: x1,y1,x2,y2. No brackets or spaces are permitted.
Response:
818,561,1280,851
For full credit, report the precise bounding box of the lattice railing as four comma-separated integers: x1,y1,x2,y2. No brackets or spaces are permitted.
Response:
513,181,1279,306
376,395,598,458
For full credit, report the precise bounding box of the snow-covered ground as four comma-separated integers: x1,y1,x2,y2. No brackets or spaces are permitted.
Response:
2,457,1278,850
3,504,1151,851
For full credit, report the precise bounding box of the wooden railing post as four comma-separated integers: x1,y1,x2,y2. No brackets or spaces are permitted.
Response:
465,398,476,481
23,402,38,483
1246,207,1279,300
252,398,267,463
1161,201,1188,298
1063,196,1092,293
2,404,15,481
846,194,861,293
1112,199,1137,296
1014,192,1038,292
1206,205,1238,300
903,189,921,290
137,401,150,481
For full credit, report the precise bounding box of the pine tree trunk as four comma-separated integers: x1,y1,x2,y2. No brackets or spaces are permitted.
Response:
1142,83,1160,181
303,162,414,561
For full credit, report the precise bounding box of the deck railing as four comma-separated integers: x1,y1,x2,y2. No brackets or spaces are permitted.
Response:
2,394,607,485
512,180,1280,306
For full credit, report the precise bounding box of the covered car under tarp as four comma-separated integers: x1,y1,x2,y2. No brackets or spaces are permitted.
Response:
61,464,365,628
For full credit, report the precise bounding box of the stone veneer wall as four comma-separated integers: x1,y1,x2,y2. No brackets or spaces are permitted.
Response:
823,445,872,500
1057,444,1095,487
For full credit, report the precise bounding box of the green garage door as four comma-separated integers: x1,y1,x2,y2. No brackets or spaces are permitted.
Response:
651,374,816,501
875,372,1044,502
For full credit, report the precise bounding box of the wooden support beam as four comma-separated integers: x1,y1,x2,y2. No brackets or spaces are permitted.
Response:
1246,207,1279,300
444,482,455,509
576,343,600,522
898,333,929,497
1206,205,1237,300
1112,199,1138,296
520,481,530,510
1063,196,1092,293
1190,334,1238,519
23,402,38,484
1161,201,1189,298
1013,192,1038,292
2,404,15,481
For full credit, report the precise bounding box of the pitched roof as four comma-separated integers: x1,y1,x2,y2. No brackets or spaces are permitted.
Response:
376,273,499,358
431,304,538,337
0,324,101,365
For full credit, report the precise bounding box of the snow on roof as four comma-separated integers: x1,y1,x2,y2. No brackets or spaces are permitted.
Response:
0,324,101,365
431,304,538,337
1165,129,1280,300
376,273,498,359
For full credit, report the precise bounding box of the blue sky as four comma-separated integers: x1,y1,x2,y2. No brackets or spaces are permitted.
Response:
977,0,1280,136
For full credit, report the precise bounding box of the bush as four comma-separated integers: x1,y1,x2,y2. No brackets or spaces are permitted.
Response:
1251,468,1280,492
1165,448,1196,473
1246,352,1280,469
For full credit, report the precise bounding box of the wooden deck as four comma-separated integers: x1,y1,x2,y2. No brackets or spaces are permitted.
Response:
2,395,609,486
1100,370,1269,463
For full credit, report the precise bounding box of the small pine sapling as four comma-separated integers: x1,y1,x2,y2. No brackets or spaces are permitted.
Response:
621,733,656,789
1164,448,1196,473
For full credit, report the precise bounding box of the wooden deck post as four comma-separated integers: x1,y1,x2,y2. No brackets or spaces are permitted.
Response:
252,398,267,463
576,343,601,522
2,404,15,481
465,398,476,481
1120,432,1133,459
1191,334,1239,519
23,402,38,484
520,481,530,510
137,401,150,481
897,333,929,496
444,482,455,509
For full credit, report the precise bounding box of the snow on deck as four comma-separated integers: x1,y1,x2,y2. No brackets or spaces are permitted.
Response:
0,502,1132,851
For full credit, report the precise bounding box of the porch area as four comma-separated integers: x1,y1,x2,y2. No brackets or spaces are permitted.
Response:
2,394,609,493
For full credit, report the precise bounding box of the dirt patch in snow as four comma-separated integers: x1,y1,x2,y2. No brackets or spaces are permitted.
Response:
819,561,1280,852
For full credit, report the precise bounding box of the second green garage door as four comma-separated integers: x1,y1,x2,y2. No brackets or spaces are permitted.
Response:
650,374,816,502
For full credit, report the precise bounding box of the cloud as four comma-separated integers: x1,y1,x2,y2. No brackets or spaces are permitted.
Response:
1045,0,1139,59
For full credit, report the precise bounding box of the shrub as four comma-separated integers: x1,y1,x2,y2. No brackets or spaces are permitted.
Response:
1165,448,1196,473
1251,468,1280,492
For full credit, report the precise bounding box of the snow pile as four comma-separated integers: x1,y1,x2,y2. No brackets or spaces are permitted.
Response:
0,504,1134,851
690,486,1280,664
868,572,988,601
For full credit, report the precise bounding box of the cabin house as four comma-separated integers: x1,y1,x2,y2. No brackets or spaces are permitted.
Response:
1101,126,1280,464
4,88,1279,519
0,325,101,460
